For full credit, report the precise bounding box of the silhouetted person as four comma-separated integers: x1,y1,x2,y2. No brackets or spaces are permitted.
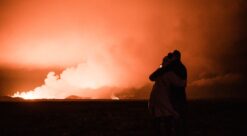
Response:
169,50,188,136
149,51,187,136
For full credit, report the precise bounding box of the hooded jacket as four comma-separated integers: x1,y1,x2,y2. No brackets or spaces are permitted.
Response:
149,71,186,118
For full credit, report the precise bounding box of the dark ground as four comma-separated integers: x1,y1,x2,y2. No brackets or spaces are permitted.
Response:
0,99,246,136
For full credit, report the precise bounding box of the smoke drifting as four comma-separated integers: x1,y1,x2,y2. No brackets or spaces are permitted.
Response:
13,59,148,99
0,0,246,99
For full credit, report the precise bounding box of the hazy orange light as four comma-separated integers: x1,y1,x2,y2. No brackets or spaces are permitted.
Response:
13,91,39,100
11,62,121,99
2,0,242,100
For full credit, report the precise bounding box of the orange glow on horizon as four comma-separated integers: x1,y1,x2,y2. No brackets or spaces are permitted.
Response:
13,91,40,100
0,0,243,99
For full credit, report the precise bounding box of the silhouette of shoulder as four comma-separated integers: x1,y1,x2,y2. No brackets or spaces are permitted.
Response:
165,71,186,87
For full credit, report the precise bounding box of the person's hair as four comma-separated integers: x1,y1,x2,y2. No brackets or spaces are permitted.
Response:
163,52,173,63
167,53,173,59
173,50,181,60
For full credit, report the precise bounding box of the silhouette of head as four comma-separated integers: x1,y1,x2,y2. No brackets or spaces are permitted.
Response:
162,52,173,67
173,50,181,60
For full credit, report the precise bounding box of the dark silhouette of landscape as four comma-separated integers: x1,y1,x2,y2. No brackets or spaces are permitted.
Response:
0,99,246,136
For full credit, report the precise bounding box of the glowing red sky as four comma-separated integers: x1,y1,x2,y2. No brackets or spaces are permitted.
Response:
0,0,246,99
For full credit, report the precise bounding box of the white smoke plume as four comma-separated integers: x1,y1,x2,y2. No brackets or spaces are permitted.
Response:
12,49,151,99
13,62,119,99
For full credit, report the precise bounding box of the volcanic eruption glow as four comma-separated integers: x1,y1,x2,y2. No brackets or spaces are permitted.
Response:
13,91,38,100
2,0,245,100
12,62,121,99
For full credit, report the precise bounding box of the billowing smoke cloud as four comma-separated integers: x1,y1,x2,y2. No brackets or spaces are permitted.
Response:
13,58,148,99
0,0,246,99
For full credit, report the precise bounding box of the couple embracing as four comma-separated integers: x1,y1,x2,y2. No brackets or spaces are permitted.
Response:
149,50,187,136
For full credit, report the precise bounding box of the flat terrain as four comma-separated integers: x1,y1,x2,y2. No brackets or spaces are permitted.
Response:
0,100,246,136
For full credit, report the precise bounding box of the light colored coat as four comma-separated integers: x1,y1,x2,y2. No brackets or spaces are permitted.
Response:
149,71,186,118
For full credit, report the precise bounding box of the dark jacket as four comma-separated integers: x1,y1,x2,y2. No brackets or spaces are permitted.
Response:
149,60,187,115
